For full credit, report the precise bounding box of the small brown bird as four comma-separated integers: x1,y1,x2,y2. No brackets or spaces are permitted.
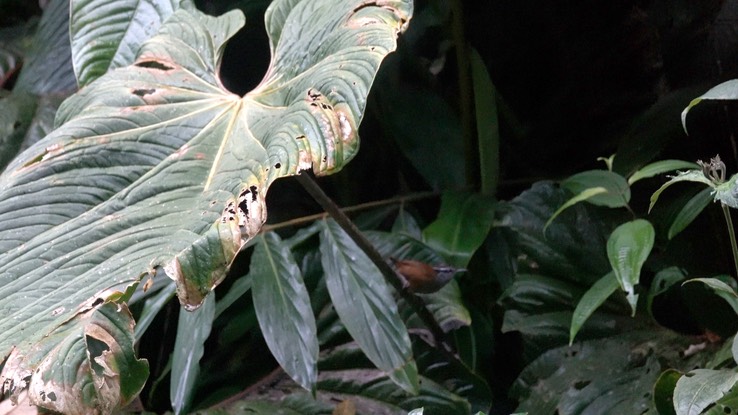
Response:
390,257,466,294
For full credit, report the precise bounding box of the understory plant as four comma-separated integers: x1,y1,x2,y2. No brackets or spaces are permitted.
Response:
0,0,497,414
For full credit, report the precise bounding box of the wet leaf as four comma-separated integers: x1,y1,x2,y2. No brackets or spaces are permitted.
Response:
251,232,318,392
320,219,418,394
606,219,655,314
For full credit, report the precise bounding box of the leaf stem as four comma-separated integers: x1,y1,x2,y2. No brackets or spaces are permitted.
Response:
296,172,454,352
721,202,738,283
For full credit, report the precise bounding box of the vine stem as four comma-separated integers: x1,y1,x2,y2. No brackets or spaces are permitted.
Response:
721,202,738,283
296,172,454,353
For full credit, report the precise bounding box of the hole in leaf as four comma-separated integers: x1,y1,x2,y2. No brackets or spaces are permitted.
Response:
573,380,590,390
132,88,156,97
135,60,173,71
724,406,732,413
86,335,110,377
275,163,281,169
47,391,56,402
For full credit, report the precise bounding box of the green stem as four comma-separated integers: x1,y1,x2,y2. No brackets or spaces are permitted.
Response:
721,202,738,282
296,172,454,352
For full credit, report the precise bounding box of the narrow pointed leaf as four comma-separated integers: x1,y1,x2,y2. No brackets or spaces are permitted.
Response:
0,0,412,396
471,47,499,196
682,80,738,134
171,293,215,415
570,272,619,344
606,219,655,314
1,299,148,414
673,369,738,415
251,232,318,392
668,187,714,239
649,170,713,212
628,160,700,185
320,219,418,394
70,0,184,87
544,186,607,231
561,170,630,208
683,277,738,315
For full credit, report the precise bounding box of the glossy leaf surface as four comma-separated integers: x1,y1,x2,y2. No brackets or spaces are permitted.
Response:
673,369,738,415
171,294,214,415
569,272,619,344
251,232,318,392
606,219,655,314
319,219,418,394
0,0,411,407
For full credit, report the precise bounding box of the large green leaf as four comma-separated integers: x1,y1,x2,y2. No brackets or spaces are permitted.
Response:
70,0,184,87
0,0,412,407
251,232,318,392
319,219,418,394
1,298,149,414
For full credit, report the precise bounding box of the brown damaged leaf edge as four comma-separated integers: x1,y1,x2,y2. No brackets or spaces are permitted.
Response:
2,297,148,415
0,0,412,410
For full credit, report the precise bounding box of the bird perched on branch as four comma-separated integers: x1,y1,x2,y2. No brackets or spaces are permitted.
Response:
390,257,466,294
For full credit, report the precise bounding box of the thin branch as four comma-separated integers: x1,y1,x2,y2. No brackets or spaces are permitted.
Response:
262,190,438,232
296,172,454,352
